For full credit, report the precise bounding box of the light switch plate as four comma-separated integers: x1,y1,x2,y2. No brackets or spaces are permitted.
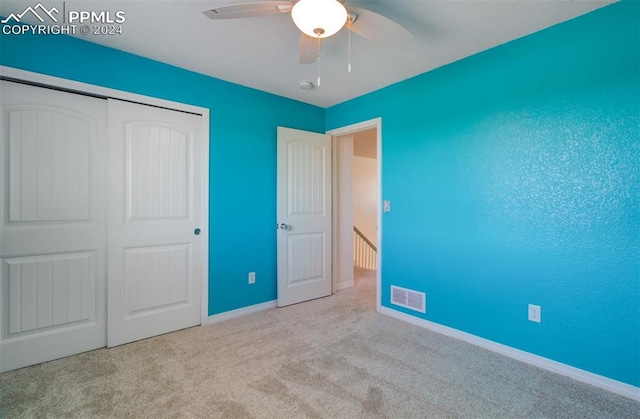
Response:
384,200,391,213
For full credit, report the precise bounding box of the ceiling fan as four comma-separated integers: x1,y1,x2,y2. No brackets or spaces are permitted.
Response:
203,0,413,65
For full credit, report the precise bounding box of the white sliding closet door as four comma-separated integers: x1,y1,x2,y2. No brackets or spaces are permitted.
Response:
0,80,206,371
0,81,107,372
107,99,203,347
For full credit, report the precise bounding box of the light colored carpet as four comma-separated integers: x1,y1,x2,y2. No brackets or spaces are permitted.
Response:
1,267,638,418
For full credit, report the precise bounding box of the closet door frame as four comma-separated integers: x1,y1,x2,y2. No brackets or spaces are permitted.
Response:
0,65,211,326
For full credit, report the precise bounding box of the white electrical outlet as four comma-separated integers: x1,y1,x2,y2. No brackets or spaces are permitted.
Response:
248,272,256,284
528,304,541,323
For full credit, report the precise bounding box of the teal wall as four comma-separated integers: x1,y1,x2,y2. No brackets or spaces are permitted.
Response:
327,1,639,386
0,28,326,316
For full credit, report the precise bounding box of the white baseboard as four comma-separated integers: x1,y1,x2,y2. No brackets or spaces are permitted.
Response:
378,306,640,402
336,280,355,291
205,300,277,325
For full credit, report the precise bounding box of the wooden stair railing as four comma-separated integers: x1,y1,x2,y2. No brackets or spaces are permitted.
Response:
353,226,376,270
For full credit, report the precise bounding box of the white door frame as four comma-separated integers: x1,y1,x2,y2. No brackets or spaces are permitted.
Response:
0,65,211,323
327,117,382,311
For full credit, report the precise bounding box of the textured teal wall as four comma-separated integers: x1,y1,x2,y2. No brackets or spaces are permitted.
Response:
327,2,639,386
0,29,326,316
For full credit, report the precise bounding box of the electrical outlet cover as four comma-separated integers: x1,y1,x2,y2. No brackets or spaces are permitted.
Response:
528,304,541,323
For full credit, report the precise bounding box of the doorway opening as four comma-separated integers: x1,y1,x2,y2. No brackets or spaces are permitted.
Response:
328,118,382,311
352,128,378,272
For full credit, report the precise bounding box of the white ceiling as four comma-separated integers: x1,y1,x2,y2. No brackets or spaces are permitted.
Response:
2,0,616,107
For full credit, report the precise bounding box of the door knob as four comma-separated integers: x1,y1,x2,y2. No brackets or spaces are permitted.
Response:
280,223,290,230
194,228,201,235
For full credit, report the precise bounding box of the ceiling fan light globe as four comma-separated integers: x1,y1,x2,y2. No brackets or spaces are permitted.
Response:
291,0,348,39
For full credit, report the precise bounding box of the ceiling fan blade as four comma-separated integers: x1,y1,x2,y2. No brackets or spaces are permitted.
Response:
203,1,293,19
348,7,413,47
299,33,322,64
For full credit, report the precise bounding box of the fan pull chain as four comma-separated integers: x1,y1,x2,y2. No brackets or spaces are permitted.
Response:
317,37,321,87
348,14,352,73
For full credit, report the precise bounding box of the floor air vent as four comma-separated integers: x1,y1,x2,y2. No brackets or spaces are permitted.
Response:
391,285,426,313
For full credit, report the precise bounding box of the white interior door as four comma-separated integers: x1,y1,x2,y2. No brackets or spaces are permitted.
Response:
0,81,107,372
277,127,332,307
107,100,203,347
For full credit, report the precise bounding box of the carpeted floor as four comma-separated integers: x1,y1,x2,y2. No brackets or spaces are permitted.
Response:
1,267,638,418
